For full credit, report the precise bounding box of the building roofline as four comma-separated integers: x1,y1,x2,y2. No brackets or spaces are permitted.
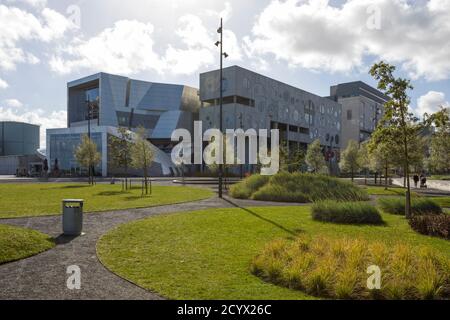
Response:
67,72,199,90
200,65,339,104
0,121,40,127
330,80,389,102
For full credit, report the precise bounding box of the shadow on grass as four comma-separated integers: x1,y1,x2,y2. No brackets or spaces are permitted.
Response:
222,197,299,236
97,191,129,196
124,195,152,201
44,185,91,190
313,218,388,227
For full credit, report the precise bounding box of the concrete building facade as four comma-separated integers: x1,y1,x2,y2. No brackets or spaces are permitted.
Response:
329,81,388,148
199,66,343,171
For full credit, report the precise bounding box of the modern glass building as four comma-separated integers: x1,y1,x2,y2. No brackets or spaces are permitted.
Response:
48,131,103,175
47,72,201,176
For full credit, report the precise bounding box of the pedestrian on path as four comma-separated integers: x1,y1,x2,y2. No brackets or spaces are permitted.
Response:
420,173,427,189
413,174,419,188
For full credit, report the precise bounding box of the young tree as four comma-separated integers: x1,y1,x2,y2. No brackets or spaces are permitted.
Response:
109,127,133,190
279,141,306,173
358,143,371,185
130,127,155,195
74,134,101,185
305,139,327,174
425,107,450,173
368,139,395,190
339,140,360,182
400,129,426,182
370,62,416,218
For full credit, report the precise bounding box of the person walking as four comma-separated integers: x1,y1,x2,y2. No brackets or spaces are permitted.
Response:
420,173,427,189
413,174,419,188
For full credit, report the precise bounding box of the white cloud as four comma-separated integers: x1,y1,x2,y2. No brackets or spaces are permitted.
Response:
206,1,233,22
0,4,75,71
51,13,242,76
0,78,8,89
416,91,450,118
162,14,215,75
3,98,23,108
245,0,450,80
0,106,66,147
50,20,165,75
6,0,47,8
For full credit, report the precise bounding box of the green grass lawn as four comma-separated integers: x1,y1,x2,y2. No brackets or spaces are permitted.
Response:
97,206,450,300
0,183,214,219
0,224,54,264
363,186,407,196
363,186,450,208
427,197,450,208
430,175,450,181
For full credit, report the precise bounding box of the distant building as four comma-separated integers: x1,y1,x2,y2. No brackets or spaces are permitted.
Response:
0,121,42,175
46,72,201,177
329,81,388,148
199,65,343,173
0,121,39,156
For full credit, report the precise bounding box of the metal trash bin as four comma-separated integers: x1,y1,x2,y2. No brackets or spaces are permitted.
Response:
62,199,84,236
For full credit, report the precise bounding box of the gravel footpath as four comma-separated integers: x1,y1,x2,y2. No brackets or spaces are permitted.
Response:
0,195,303,300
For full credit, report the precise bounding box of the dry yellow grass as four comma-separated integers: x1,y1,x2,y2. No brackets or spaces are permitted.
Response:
251,236,450,300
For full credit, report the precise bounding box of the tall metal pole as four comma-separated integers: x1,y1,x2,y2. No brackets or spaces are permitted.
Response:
218,18,224,199
87,99,92,184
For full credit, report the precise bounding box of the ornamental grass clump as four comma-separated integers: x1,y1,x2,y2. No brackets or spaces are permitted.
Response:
251,236,450,300
231,172,368,203
378,197,443,216
311,201,383,225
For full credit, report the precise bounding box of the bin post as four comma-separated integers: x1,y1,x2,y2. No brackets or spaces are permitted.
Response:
62,199,84,236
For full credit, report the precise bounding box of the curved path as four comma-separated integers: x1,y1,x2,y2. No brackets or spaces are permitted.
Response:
0,195,304,300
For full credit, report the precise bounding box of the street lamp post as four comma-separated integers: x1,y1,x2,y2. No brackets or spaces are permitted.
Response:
86,98,91,184
328,136,334,175
215,18,228,198
86,96,94,184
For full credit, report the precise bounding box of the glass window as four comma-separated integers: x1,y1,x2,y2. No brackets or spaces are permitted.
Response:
243,78,250,89
304,100,315,125
347,110,352,120
50,132,102,175
85,87,99,120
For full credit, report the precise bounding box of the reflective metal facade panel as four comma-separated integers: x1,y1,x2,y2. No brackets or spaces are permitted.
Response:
67,72,200,138
0,121,40,156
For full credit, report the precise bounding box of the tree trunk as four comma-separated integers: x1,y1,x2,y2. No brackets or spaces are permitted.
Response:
399,102,412,219
385,163,388,190
144,166,149,195
403,169,406,188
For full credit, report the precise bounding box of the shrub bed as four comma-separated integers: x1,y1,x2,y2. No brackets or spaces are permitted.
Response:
230,172,369,203
311,201,383,225
409,215,450,239
378,197,443,216
251,236,450,300
229,174,270,199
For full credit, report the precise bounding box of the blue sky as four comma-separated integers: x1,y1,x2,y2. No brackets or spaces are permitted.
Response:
1,0,449,147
